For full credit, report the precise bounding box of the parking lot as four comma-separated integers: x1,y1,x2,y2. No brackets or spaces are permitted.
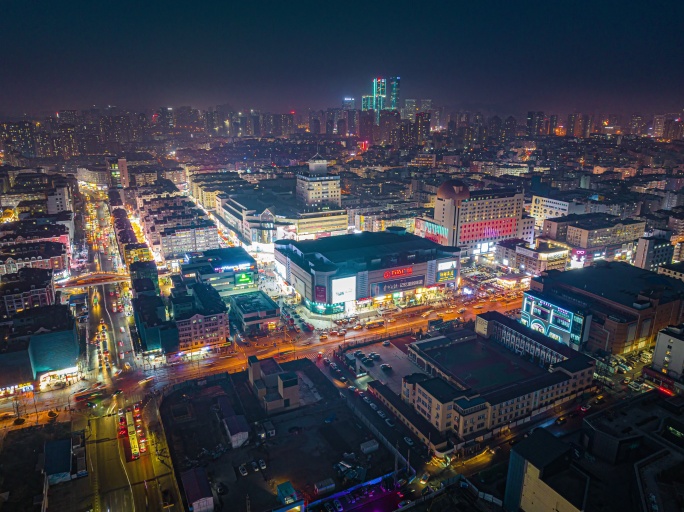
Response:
344,340,426,394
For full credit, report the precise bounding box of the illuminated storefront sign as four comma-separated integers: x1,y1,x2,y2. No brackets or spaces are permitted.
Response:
383,267,413,279
437,260,458,271
331,277,356,303
436,269,456,283
315,285,327,303
234,272,254,285
371,275,425,296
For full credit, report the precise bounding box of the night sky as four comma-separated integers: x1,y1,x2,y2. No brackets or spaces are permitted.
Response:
1,0,683,116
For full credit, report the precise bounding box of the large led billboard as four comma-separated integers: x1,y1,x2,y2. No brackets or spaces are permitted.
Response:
519,291,591,349
331,276,356,303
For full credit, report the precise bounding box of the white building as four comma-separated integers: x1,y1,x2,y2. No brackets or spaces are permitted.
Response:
159,222,219,260
530,195,587,229
431,180,533,255
653,325,684,380
295,155,341,207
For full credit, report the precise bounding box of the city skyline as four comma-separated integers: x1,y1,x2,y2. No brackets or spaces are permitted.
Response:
1,1,683,116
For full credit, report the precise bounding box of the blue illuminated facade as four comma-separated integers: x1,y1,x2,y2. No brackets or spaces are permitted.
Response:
520,290,591,350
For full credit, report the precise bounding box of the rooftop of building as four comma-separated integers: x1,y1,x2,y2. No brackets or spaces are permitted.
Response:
496,238,528,250
188,283,226,315
44,438,72,476
410,331,545,393
274,229,459,272
585,392,684,442
129,260,158,272
659,261,684,274
478,310,579,359
12,304,73,335
132,295,166,327
185,247,256,271
513,428,571,472
181,467,212,503
368,380,448,448
544,212,620,224
482,371,571,406
231,290,279,314
535,261,684,308
0,267,52,295
0,241,66,260
419,377,462,404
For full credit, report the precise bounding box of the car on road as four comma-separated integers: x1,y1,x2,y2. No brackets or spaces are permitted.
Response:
339,376,348,383
622,377,631,384
324,503,334,512
333,499,343,512
381,364,392,372
555,416,567,425
353,324,363,330
398,500,412,508
363,396,371,403
239,464,248,476
319,334,328,340
420,472,430,485
385,418,396,427
250,461,259,472
259,459,267,470
369,403,378,410
377,410,386,419
112,389,123,396
404,436,414,446
580,404,592,413
323,358,330,365
382,340,390,346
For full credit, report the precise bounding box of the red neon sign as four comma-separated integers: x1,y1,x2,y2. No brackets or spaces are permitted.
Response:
384,267,413,279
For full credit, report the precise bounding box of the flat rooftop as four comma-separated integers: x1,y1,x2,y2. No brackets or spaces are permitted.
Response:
231,291,279,314
275,230,460,273
412,334,544,392
535,261,684,307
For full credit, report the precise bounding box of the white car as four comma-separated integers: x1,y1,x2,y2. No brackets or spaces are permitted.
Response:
404,436,414,446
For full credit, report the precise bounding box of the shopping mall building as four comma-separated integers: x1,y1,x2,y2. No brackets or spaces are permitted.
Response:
274,227,461,315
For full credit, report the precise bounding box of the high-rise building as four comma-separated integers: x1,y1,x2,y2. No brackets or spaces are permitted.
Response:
402,99,417,122
634,236,674,271
296,155,341,207
342,97,355,110
549,115,559,135
57,110,78,125
55,124,78,159
345,109,359,136
379,110,400,145
419,99,432,113
358,110,375,143
629,113,644,136
0,122,36,157
503,116,517,142
414,112,431,145
653,115,666,138
488,116,502,143
361,95,374,111
389,76,401,110
158,107,174,130
372,78,386,123
430,180,532,253
526,111,544,136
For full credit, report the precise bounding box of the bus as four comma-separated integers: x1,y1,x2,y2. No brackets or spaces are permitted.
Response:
74,389,102,402
365,319,385,330
126,411,140,459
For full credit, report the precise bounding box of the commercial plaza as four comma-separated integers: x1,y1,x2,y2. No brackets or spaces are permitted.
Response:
274,228,461,315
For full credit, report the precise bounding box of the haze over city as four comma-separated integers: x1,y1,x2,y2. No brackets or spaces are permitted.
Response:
1,0,683,115
3,2,684,512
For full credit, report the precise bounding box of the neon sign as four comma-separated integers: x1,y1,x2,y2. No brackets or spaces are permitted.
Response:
383,267,413,279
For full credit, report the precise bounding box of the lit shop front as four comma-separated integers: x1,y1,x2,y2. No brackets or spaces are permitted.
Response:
300,259,460,315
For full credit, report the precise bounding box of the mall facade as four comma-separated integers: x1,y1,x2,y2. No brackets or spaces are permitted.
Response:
274,227,461,315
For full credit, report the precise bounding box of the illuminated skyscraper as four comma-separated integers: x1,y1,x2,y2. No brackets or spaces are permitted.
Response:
653,115,666,137
372,78,386,123
389,76,401,110
361,95,374,111
342,97,355,110
419,99,432,113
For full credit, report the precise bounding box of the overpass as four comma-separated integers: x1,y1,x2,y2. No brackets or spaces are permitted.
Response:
55,272,130,289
